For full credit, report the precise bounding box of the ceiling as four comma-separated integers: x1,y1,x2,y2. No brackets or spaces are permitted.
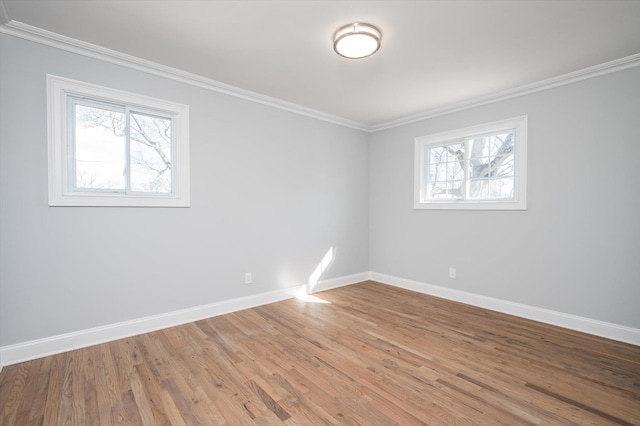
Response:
2,0,640,128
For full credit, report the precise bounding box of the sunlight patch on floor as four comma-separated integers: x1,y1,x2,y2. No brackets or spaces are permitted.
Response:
296,293,331,304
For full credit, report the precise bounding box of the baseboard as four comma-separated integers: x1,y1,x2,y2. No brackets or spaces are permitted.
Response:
4,270,636,366
370,272,640,346
0,272,367,366
310,271,370,293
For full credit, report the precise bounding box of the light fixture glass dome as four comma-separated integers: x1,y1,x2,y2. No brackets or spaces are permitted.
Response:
333,23,381,59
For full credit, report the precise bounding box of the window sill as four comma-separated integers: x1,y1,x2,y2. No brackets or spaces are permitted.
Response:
414,200,526,210
48,192,190,207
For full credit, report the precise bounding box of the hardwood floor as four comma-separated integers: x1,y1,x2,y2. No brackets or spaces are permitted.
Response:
1,281,639,425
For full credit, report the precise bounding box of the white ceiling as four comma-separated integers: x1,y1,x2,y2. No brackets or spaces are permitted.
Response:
3,0,640,128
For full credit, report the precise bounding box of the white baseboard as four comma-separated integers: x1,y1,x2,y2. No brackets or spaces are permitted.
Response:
310,271,370,293
3,270,636,367
370,272,640,346
0,272,367,366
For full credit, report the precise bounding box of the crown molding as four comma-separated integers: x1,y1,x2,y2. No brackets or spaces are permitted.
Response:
1,7,639,134
371,53,640,132
0,0,10,25
0,18,369,132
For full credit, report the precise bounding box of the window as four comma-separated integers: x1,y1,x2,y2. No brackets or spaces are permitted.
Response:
47,75,190,207
415,116,527,210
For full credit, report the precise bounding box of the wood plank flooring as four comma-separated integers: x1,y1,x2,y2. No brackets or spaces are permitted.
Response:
1,281,639,425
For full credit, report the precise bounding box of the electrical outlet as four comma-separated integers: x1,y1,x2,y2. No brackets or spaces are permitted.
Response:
244,272,252,284
449,267,456,279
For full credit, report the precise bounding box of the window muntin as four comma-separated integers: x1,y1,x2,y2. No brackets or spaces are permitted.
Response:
415,116,527,210
48,75,189,207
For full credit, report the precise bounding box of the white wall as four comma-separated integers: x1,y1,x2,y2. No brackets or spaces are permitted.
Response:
0,34,370,347
370,66,640,329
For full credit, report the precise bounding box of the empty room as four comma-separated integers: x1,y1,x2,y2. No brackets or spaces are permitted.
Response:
1,0,639,424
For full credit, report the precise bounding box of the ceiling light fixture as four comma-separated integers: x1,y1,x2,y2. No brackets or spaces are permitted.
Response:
333,22,381,59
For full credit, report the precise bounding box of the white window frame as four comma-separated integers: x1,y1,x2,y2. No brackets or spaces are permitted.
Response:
414,116,527,210
47,75,190,207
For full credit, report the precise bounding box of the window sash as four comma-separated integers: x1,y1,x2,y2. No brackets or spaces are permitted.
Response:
423,129,517,202
414,116,527,211
47,74,190,207
66,96,176,196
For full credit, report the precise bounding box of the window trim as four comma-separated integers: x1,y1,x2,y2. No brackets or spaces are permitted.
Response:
47,75,190,207
414,116,527,210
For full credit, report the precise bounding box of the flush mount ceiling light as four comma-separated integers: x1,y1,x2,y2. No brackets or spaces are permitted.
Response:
333,22,381,59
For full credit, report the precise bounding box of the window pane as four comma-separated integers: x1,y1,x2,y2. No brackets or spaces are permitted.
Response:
428,180,464,199
490,177,514,198
469,130,515,200
490,133,511,155
74,104,126,190
447,181,464,198
447,161,463,180
469,155,491,179
431,162,448,182
470,137,490,157
468,179,488,199
429,182,451,199
129,112,172,193
427,142,466,200
468,177,514,199
495,155,514,177
429,146,445,164
445,143,464,162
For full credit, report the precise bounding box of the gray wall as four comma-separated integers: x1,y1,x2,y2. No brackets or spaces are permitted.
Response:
370,66,640,329
2,32,639,349
0,35,370,346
